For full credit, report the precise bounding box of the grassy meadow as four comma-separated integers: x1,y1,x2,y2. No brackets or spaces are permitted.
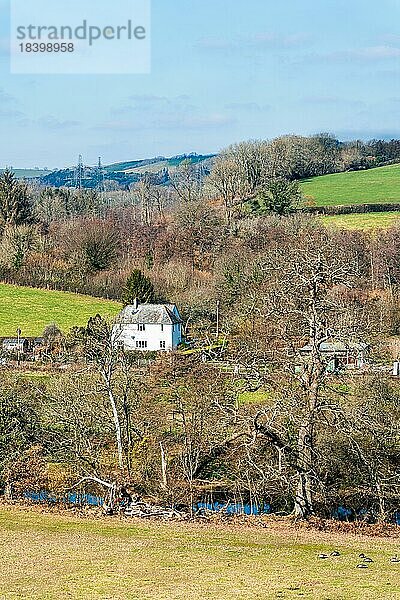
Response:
301,164,400,207
0,283,121,337
0,507,399,599
320,211,400,231
0,169,49,179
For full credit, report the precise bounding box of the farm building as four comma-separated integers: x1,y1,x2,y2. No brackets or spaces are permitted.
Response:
113,300,183,352
2,338,29,354
299,341,369,371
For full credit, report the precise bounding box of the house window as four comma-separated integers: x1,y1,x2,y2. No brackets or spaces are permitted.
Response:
160,341,166,349
136,340,148,349
138,324,145,331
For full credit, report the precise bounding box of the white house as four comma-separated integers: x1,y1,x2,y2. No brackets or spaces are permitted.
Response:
113,300,183,352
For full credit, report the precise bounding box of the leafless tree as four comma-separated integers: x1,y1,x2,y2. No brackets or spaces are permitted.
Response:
170,159,203,204
236,230,369,518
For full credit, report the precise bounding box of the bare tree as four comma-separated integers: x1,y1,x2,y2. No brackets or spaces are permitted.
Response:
170,159,203,203
78,315,143,473
0,224,38,270
207,155,243,225
235,230,367,518
135,176,155,226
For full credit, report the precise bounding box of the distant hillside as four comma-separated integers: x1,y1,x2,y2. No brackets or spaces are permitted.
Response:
39,153,216,189
1,168,51,179
105,153,215,174
300,164,400,207
40,166,142,189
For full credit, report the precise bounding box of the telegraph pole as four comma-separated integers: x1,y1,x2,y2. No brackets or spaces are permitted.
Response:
216,300,220,340
17,327,21,367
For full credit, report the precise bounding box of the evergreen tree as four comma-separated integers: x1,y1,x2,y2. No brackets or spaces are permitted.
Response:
122,269,155,306
259,178,301,216
0,169,32,226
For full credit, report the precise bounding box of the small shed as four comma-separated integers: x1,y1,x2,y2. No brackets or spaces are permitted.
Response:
299,340,369,371
2,338,29,354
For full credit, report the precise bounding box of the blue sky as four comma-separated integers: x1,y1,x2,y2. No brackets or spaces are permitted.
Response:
1,0,400,168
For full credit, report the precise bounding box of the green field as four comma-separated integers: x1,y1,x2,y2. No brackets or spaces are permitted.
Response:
0,507,398,599
0,169,51,179
321,211,400,231
0,283,121,337
301,164,400,207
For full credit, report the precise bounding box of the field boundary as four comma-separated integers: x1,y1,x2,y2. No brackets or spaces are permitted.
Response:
301,202,400,215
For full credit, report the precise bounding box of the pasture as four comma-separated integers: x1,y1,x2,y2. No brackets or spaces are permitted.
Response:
301,164,400,207
0,283,121,337
0,507,398,599
320,211,400,231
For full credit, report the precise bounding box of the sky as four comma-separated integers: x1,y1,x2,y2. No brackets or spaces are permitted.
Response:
1,0,400,168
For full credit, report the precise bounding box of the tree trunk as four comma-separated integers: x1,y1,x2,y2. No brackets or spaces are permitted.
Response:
101,367,124,471
4,481,13,500
160,442,168,489
294,419,315,519
108,386,124,470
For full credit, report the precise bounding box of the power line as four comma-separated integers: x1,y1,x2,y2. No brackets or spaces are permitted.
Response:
74,154,84,189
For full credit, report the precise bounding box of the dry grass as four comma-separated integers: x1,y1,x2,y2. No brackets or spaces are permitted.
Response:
0,506,399,599
320,212,400,231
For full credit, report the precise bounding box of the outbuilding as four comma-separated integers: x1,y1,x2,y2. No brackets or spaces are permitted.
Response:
299,340,369,371
2,338,29,354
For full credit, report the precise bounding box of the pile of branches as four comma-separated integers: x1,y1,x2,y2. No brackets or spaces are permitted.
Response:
75,477,187,520
123,500,185,520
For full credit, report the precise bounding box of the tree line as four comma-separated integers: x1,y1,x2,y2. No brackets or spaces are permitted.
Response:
0,138,399,520
0,220,399,521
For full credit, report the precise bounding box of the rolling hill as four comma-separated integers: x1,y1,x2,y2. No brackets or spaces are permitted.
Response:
0,168,51,179
300,163,400,207
0,284,121,337
40,153,215,188
299,163,400,230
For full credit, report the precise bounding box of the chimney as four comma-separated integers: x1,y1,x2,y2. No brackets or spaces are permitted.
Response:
133,298,139,310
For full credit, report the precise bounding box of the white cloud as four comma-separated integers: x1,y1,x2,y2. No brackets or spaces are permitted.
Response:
0,88,16,104
196,32,312,52
96,112,234,132
306,45,400,64
0,108,25,118
105,93,234,133
111,94,195,116
344,46,400,60
37,116,81,130
225,101,271,112
301,96,365,109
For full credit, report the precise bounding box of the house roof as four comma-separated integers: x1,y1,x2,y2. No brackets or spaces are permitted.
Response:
3,338,28,345
116,303,182,325
300,341,369,353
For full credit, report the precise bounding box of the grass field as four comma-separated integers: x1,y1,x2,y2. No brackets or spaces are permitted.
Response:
0,507,398,599
0,283,121,337
0,169,50,179
301,164,400,207
321,211,400,231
